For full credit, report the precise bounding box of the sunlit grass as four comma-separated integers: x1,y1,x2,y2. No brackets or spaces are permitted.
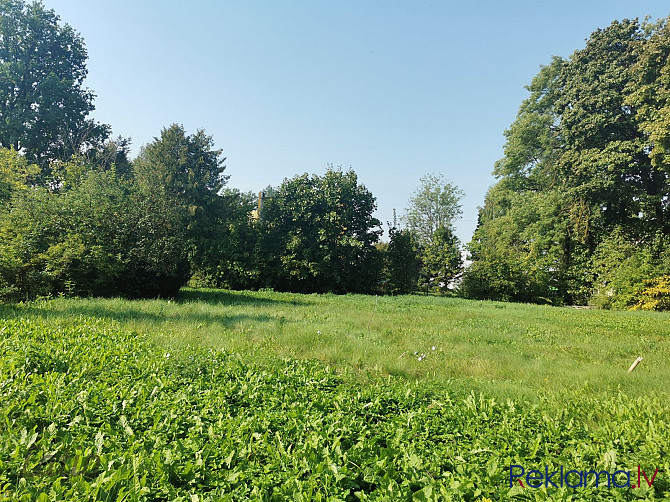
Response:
3,288,669,402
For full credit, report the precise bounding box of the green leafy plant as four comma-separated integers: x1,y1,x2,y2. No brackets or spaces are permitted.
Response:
1,292,668,500
630,275,670,311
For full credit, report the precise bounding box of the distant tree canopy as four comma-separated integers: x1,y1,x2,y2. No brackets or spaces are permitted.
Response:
402,173,463,246
465,17,670,307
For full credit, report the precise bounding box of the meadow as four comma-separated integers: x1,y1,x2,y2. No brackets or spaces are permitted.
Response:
1,290,669,500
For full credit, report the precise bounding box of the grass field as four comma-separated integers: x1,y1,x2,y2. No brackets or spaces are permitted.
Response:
1,289,669,500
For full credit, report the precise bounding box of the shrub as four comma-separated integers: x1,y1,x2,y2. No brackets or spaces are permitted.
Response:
630,275,670,311
0,169,190,299
589,230,662,309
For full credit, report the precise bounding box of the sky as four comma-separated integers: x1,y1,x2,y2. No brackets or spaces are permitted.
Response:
42,0,670,243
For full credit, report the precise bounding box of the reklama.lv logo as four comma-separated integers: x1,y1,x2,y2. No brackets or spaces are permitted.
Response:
509,465,660,489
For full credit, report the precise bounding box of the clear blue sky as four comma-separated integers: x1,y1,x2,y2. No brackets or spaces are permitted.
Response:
43,0,670,243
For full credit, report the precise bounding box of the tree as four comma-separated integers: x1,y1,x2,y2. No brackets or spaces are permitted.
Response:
257,168,382,293
553,19,662,242
629,17,670,170
0,0,109,172
133,124,229,278
384,227,420,295
0,147,39,202
466,17,670,305
419,226,462,292
626,17,670,236
402,173,463,245
133,124,228,203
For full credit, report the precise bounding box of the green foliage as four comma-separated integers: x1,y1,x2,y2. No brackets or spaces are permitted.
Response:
419,226,462,293
468,17,670,306
257,168,382,293
465,188,575,304
0,148,39,202
0,0,110,173
492,57,564,190
8,123,237,299
127,180,191,298
383,228,420,294
402,173,463,245
188,188,259,290
0,168,190,300
133,124,234,283
133,124,228,205
628,18,670,179
0,295,669,500
589,229,661,309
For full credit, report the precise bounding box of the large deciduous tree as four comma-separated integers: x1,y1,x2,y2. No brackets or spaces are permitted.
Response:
0,0,109,172
257,168,382,293
629,18,670,170
466,17,670,306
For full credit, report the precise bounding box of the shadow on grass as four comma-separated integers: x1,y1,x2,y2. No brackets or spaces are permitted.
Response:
0,288,308,326
177,288,306,306
0,290,304,329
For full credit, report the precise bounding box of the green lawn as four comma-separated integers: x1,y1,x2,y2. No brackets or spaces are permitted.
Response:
7,288,670,400
1,290,669,500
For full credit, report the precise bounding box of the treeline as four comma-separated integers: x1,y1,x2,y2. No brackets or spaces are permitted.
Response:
465,16,670,309
0,1,466,301
0,136,462,300
8,1,670,309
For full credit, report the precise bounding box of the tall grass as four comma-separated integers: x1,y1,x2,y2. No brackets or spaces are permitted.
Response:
2,288,669,401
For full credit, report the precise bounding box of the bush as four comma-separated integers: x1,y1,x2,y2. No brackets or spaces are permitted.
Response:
0,169,190,299
589,230,657,309
630,275,670,311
